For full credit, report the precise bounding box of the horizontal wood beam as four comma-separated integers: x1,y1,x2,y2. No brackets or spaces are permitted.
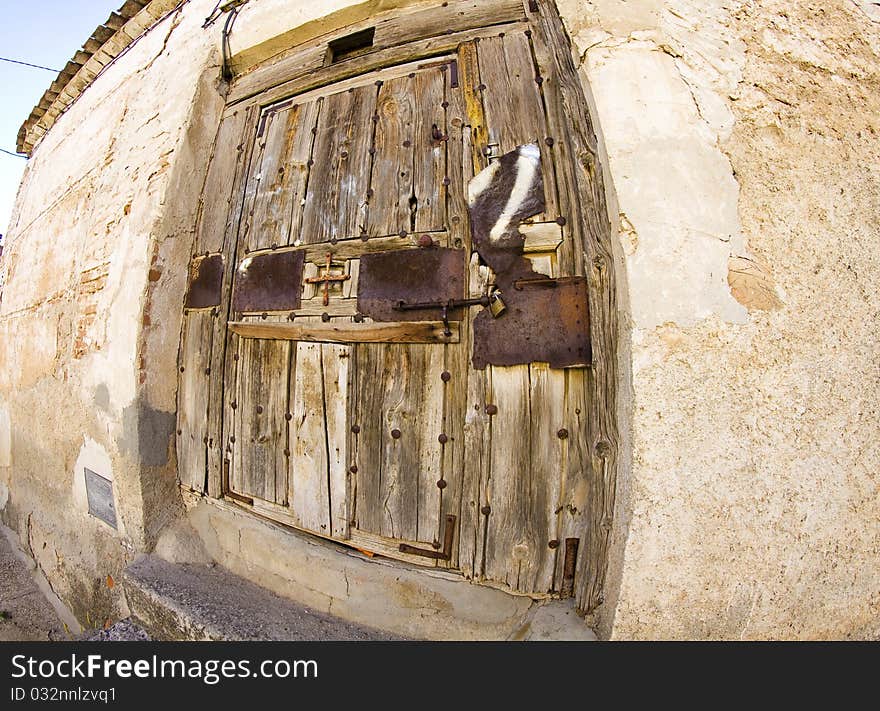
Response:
228,320,460,344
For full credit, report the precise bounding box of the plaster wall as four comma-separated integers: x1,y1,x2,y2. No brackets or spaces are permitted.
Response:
0,0,224,627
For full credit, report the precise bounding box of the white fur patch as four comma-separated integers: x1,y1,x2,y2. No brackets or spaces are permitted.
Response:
467,160,500,206
488,144,541,243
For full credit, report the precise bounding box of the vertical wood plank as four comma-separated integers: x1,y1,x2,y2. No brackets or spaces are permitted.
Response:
323,343,351,539
368,75,414,236
177,310,213,492
411,68,446,232
248,101,321,250
231,332,289,504
208,105,261,498
555,367,591,591
194,109,249,254
482,364,532,591
288,325,331,534
475,32,558,221
300,86,377,242
524,362,566,593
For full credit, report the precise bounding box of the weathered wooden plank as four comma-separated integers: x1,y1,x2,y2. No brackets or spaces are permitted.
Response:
555,367,591,593
412,68,446,232
209,105,262,498
194,109,249,254
177,310,213,492
227,23,526,107
521,221,563,253
228,320,460,344
475,32,559,222
231,333,290,504
524,362,566,593
527,1,620,613
247,101,320,250
368,75,413,236
323,343,351,538
353,342,445,542
300,85,377,243
243,231,446,263
366,66,445,236
481,364,532,591
288,333,330,534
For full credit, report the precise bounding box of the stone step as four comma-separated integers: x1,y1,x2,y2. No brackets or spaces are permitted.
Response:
122,555,399,641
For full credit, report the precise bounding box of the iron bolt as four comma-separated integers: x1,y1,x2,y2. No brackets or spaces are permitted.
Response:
231,401,237,409
256,405,263,414
284,412,292,421
176,429,182,436
485,404,498,415
441,371,451,382
557,428,569,439
321,312,331,323
556,216,567,226
437,479,447,489
481,505,491,516
549,539,560,549
391,428,402,439
351,425,361,434
438,434,448,445
418,234,434,248
349,465,358,474
284,449,290,457
180,366,185,373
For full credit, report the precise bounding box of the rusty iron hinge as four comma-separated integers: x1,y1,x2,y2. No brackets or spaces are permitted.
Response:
560,537,580,597
399,515,456,560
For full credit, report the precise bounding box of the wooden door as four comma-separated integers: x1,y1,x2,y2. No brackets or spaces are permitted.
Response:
178,27,595,597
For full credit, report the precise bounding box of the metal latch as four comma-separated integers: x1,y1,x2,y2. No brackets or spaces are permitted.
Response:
394,292,506,337
399,515,457,560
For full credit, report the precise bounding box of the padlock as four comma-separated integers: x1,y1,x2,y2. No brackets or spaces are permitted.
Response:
488,292,507,318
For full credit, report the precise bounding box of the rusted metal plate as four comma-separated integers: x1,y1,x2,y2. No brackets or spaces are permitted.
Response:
466,143,590,368
472,277,591,369
184,254,224,309
231,250,305,313
357,247,466,322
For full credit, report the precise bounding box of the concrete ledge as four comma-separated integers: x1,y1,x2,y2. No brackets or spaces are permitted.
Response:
123,555,398,641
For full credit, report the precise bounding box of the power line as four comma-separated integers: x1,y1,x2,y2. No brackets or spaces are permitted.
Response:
0,56,61,73
1,148,26,159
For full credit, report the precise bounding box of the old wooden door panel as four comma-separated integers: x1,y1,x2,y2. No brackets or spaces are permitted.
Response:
231,334,289,504
454,31,590,595
177,20,599,600
248,101,321,250
287,330,351,537
178,106,257,495
352,342,445,544
368,69,446,236
177,309,213,492
300,86,377,243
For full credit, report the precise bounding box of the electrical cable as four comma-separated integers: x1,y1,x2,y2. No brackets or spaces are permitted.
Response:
0,56,61,73
0,148,26,159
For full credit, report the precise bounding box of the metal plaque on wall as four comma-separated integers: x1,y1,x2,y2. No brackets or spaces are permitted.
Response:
84,468,117,529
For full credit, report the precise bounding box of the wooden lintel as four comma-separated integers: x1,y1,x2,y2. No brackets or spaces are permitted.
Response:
228,320,460,344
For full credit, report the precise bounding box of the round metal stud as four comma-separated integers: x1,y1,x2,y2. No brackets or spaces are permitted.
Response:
418,234,434,248
557,428,569,439
391,428,402,439
321,312,331,323
438,433,448,445
284,412,292,421
349,465,358,474
256,405,263,414
441,371,451,382
485,404,498,415
548,539,560,549
437,479,447,489
351,425,361,434
481,505,491,516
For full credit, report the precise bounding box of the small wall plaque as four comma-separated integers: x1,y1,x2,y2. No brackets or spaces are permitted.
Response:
84,468,117,529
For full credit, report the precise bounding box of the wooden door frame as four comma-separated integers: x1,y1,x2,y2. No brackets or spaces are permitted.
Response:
179,0,621,615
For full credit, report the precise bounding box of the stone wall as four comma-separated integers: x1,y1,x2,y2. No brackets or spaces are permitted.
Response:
0,0,223,629
1,0,877,639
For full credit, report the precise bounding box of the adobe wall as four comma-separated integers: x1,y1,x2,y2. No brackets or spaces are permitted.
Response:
1,0,877,639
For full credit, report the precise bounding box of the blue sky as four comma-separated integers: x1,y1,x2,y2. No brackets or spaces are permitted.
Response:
0,1,119,236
